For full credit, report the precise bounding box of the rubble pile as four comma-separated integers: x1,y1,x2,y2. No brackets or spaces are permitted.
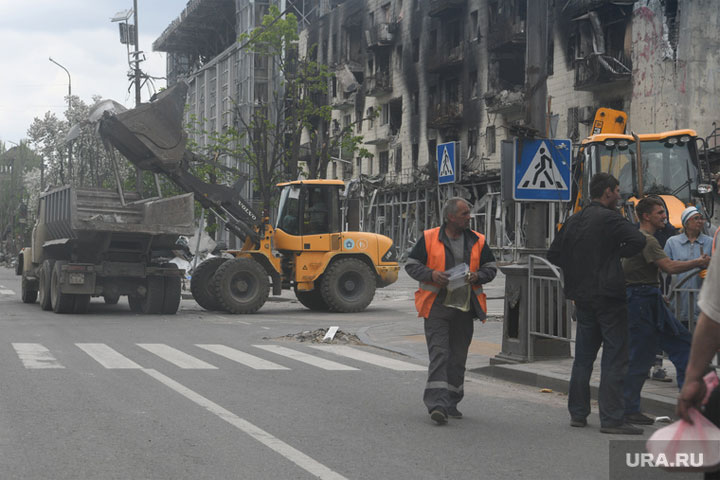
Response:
270,328,364,345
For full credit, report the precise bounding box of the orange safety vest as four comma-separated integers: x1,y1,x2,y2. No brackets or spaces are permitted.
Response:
414,226,488,318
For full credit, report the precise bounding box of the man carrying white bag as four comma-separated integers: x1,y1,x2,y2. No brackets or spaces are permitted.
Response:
660,249,720,474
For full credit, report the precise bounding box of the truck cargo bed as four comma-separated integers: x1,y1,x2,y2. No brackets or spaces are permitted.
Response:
41,186,194,240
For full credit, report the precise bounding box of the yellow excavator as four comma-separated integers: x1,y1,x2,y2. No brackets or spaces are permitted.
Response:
99,82,399,314
570,108,715,227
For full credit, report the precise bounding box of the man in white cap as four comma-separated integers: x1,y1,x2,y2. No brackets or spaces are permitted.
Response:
664,205,714,329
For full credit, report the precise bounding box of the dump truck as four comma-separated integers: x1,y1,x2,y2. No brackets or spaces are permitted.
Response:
16,186,194,314
97,82,399,314
569,108,715,227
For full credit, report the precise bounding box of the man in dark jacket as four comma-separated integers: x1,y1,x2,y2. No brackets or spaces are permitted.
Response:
406,197,497,425
548,173,646,434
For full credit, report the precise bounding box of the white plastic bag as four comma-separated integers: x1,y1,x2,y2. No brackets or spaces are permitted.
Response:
646,372,720,472
645,409,720,471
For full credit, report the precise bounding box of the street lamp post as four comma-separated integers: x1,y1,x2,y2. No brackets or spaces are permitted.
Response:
48,57,73,182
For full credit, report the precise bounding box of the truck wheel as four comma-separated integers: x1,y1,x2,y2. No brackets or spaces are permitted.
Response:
103,293,120,305
190,257,227,311
294,284,329,311
141,276,165,314
21,273,38,304
161,263,181,314
38,259,55,311
128,295,142,312
73,295,91,314
213,257,269,314
320,258,376,313
51,262,75,314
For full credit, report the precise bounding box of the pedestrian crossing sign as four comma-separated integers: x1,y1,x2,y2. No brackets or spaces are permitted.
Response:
437,142,459,185
513,138,572,202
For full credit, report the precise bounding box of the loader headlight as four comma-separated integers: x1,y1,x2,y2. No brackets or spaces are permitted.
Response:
381,245,398,263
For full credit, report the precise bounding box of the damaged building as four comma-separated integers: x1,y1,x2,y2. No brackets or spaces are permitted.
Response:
153,0,720,258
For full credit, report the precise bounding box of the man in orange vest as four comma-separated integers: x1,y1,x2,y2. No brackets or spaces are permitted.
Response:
406,197,497,425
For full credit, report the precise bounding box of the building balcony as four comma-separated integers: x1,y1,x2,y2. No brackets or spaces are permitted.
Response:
488,18,526,52
364,123,397,145
427,102,464,129
484,89,524,114
428,0,466,17
331,93,356,110
563,0,638,18
365,22,398,49
365,72,392,97
426,42,465,73
574,53,632,91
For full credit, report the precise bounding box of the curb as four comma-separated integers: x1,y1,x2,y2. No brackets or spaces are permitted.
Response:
472,364,676,417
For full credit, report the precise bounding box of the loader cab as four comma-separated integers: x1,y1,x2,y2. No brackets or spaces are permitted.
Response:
576,130,709,227
275,180,344,240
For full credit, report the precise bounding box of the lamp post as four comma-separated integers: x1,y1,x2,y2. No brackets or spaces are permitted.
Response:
48,56,73,182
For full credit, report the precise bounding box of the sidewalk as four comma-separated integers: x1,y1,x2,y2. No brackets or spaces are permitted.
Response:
359,268,680,418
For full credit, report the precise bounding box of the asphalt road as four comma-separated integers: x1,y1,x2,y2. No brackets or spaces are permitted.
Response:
0,266,698,480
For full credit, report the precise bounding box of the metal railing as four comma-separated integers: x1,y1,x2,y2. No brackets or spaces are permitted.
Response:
527,255,574,362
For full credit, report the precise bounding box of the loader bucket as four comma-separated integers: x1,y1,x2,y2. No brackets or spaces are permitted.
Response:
99,82,189,173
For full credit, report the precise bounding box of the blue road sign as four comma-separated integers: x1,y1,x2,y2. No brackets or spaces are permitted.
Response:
513,139,572,202
437,142,458,185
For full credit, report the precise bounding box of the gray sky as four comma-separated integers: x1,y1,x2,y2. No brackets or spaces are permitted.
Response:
0,0,186,145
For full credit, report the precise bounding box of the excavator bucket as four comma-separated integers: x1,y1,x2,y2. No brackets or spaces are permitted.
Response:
99,82,189,173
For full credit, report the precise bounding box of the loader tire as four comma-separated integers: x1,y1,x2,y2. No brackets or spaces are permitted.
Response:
51,261,75,314
21,273,38,304
213,257,269,314
294,283,329,311
190,257,227,311
141,276,165,314
320,258,375,313
38,259,55,311
161,263,182,314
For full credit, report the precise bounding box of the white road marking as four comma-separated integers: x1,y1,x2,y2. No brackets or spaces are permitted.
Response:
0,289,15,295
253,345,359,371
196,344,289,370
308,345,426,371
12,343,65,369
142,368,348,480
137,344,217,369
76,343,143,369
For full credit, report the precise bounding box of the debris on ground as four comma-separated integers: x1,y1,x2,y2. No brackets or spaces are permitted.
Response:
268,328,364,345
540,388,553,393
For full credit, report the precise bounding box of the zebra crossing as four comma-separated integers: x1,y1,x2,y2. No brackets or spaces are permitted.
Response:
11,342,426,372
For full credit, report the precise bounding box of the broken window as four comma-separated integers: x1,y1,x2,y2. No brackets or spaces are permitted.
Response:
486,126,496,154
468,129,478,158
470,70,478,98
380,150,389,174
412,143,419,170
381,103,389,125
470,10,479,41
571,7,633,90
395,146,403,173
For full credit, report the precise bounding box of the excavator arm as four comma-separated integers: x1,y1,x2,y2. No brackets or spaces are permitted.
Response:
97,82,263,245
